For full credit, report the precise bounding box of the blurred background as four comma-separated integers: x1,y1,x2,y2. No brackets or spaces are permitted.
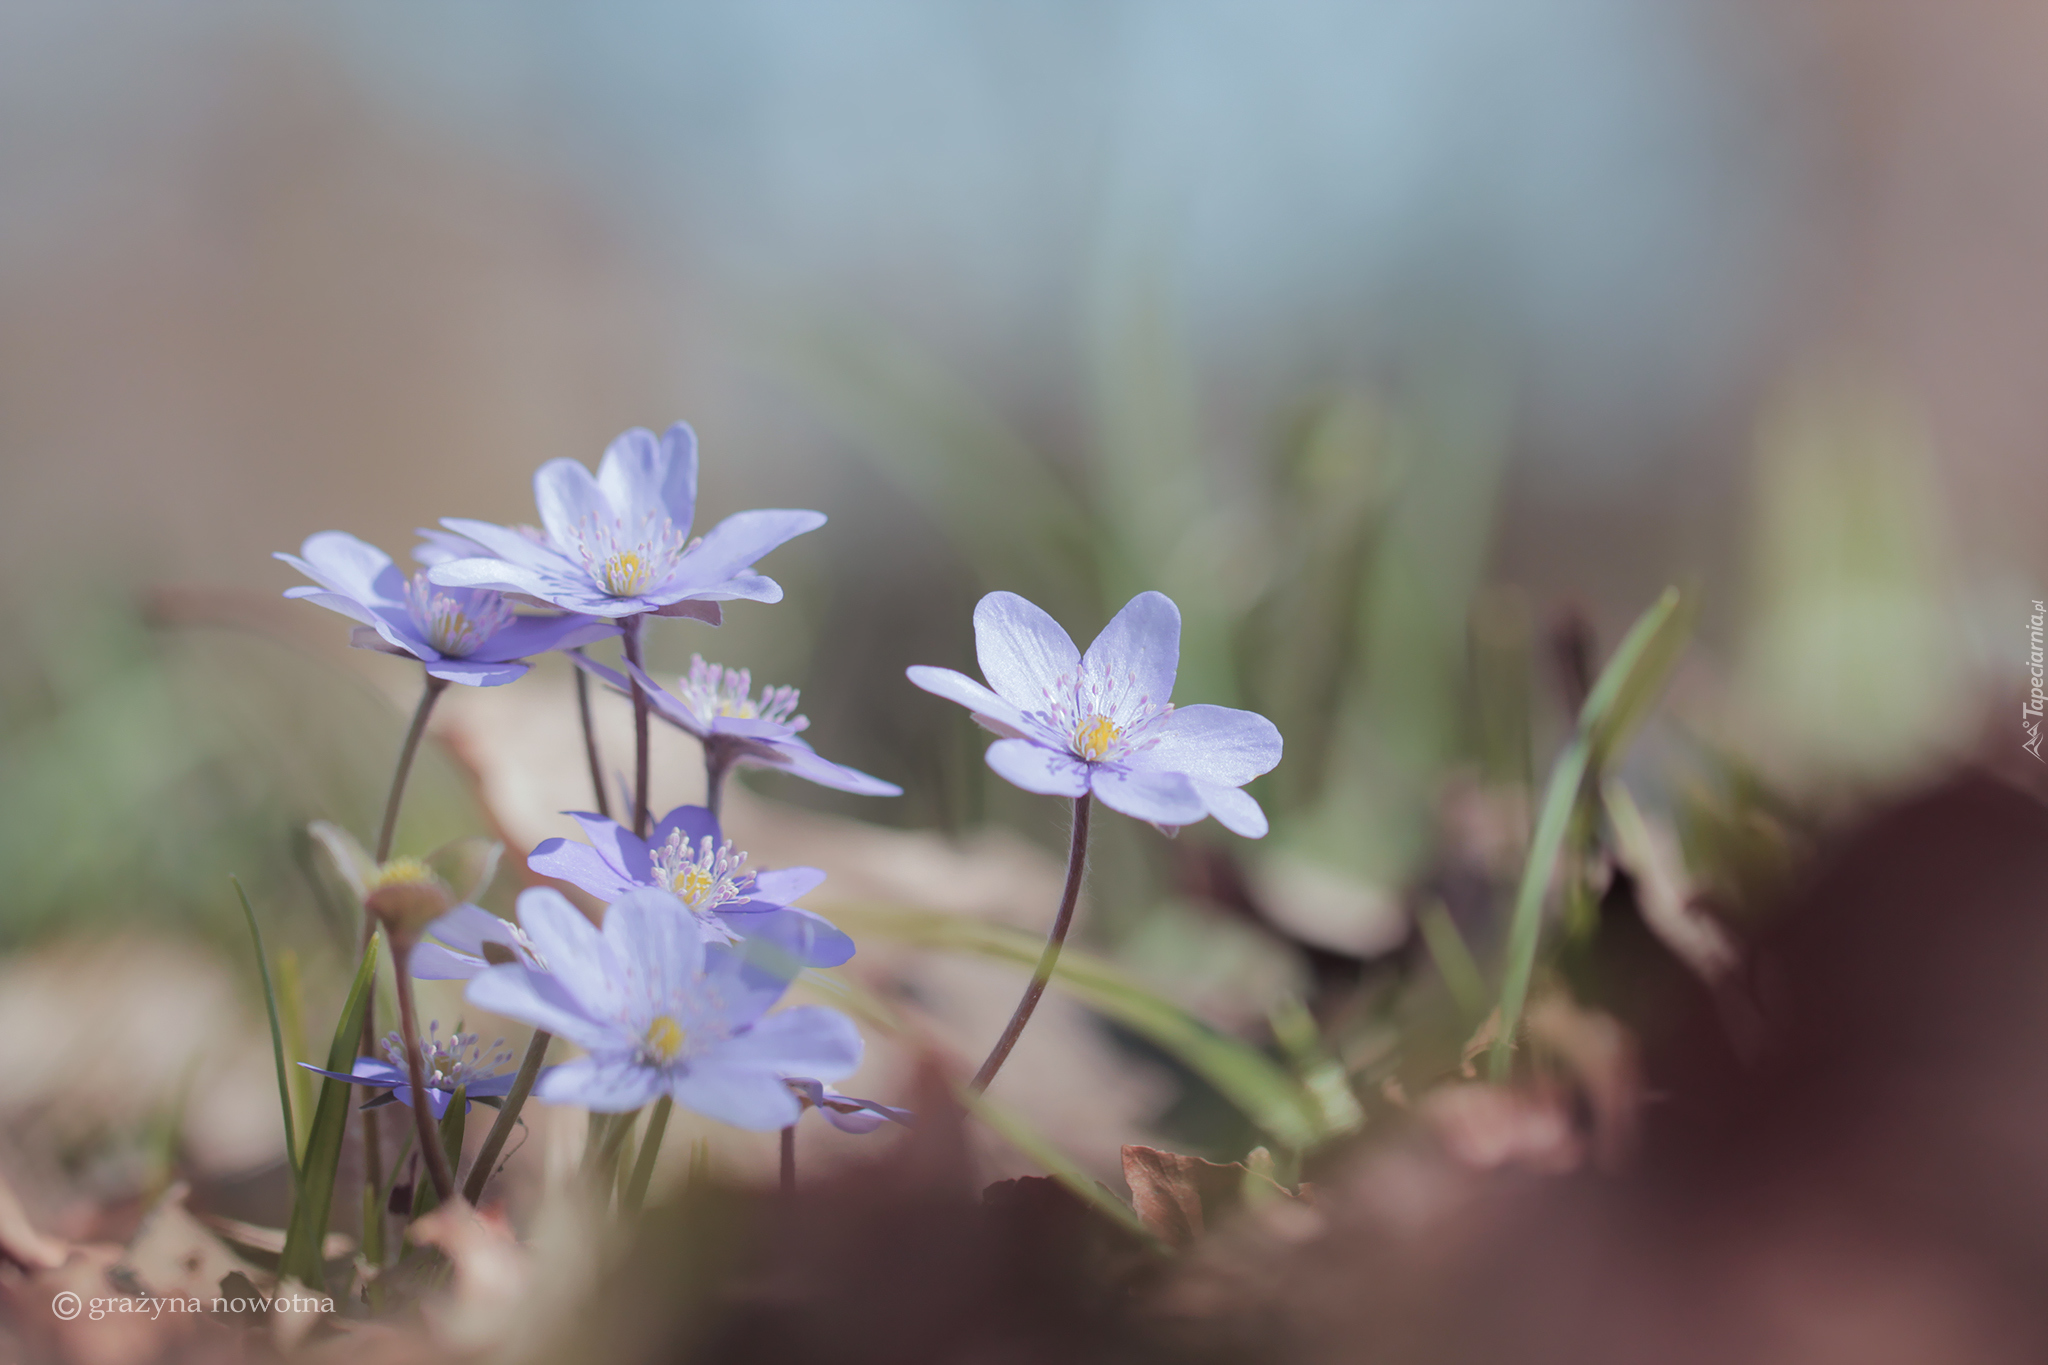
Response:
2,0,2044,1237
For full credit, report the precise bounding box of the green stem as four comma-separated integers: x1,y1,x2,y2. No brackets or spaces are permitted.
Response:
461,1030,551,1206
622,618,651,839
376,674,450,864
622,1096,672,1214
392,943,458,1205
969,793,1091,1093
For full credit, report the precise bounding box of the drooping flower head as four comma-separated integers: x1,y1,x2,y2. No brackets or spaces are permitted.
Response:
784,1077,914,1134
300,1022,523,1118
529,804,852,968
907,591,1283,835
276,532,617,685
466,887,863,1129
409,902,548,981
425,423,825,620
573,654,901,798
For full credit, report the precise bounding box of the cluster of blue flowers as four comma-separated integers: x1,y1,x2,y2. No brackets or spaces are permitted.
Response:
278,420,1279,1193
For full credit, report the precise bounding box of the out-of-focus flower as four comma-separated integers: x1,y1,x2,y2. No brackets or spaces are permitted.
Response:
310,824,504,949
466,888,862,1128
907,590,1283,835
575,654,901,797
426,423,824,620
276,532,616,685
784,1077,913,1134
409,903,547,981
300,1024,522,1118
529,804,853,968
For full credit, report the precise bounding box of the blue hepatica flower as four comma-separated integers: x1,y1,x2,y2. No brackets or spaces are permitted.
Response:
529,803,854,969
574,653,901,798
426,423,824,621
408,902,547,982
277,532,616,686
466,887,863,1128
908,590,1283,836
784,1077,914,1134
300,1024,522,1119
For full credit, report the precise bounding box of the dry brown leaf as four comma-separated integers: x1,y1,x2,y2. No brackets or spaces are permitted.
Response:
1121,1144,1301,1249
409,1201,532,1353
0,1167,70,1271
1526,993,1642,1170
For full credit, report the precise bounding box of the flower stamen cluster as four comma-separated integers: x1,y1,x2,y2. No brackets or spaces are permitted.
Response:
650,830,754,914
675,655,807,730
380,1022,512,1093
1028,667,1174,765
404,574,515,657
566,512,694,599
640,1015,687,1065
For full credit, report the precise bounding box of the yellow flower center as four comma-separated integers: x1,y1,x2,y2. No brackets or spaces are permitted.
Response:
1075,714,1122,762
369,857,436,891
599,549,654,596
643,1016,686,1063
675,867,715,904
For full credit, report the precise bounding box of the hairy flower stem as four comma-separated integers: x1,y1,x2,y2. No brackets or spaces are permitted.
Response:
622,617,652,839
572,658,613,821
360,672,448,1259
779,1124,796,1195
460,1029,552,1206
704,743,736,824
392,944,458,1206
376,674,450,864
969,793,1091,1093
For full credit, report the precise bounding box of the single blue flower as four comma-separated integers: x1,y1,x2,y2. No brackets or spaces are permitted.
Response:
574,653,901,798
277,531,616,686
426,423,824,620
408,902,547,981
907,590,1283,835
299,1024,524,1119
784,1077,914,1134
528,803,853,969
465,887,863,1129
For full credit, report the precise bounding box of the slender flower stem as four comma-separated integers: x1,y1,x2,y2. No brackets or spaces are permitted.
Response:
376,674,450,864
779,1124,796,1195
622,617,652,839
572,658,613,821
969,793,1092,1093
360,671,447,1260
622,1096,672,1214
704,742,735,824
392,944,458,1206
460,1029,552,1206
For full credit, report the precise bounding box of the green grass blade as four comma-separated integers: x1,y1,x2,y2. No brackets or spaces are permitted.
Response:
1490,588,1692,1080
280,930,381,1290
1582,586,1695,769
232,877,298,1186
1417,900,1488,1021
954,1084,1161,1251
276,948,314,1168
822,905,1325,1148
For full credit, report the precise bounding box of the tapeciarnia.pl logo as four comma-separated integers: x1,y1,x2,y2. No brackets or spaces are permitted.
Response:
2026,600,2045,761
